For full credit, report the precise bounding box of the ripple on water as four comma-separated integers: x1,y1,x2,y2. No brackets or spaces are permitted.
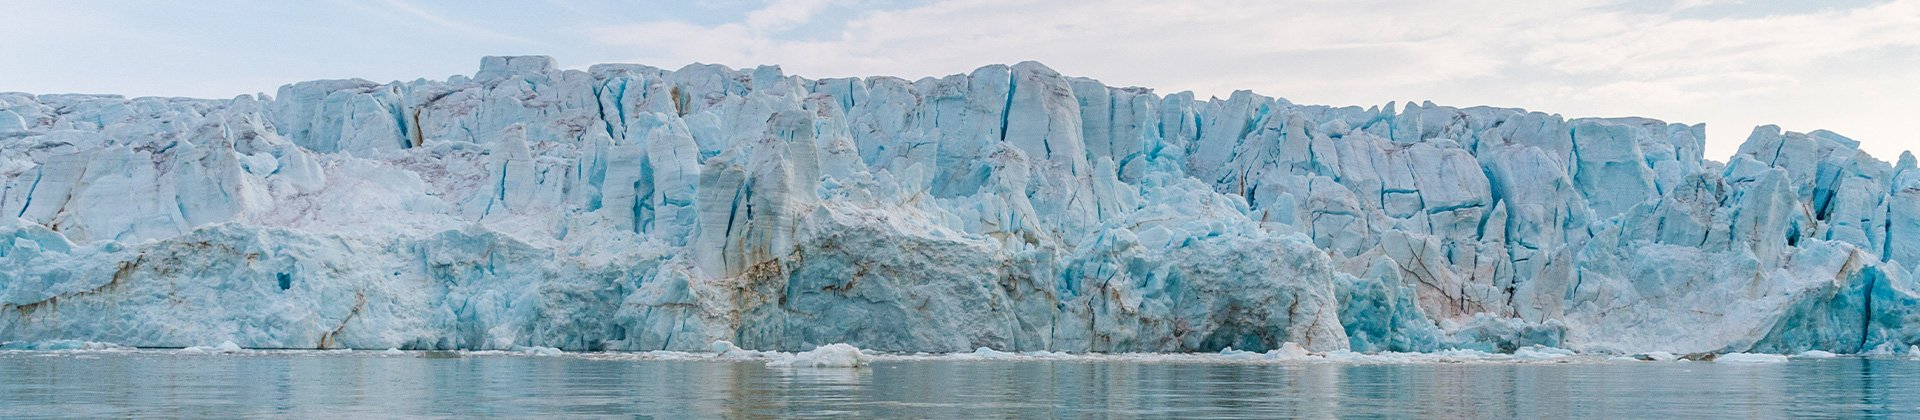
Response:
1,350,1918,417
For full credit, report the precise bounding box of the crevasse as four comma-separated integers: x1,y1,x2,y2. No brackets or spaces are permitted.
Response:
2,56,1917,355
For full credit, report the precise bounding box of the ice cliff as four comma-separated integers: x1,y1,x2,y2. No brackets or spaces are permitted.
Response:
4,56,1918,355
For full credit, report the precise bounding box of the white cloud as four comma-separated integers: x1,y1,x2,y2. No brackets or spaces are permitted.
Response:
581,0,1920,159
743,0,836,31
9,0,1911,159
1523,1,1920,79
372,0,542,44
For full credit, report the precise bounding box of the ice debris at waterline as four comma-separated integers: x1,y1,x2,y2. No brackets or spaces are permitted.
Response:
178,341,245,354
767,343,870,368
3,56,1919,357
0,339,1634,365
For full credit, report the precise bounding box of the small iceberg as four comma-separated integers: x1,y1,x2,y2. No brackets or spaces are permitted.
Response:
768,343,869,368
1716,353,1790,364
1631,351,1679,361
1795,350,1838,359
708,340,779,359
1218,342,1314,361
968,347,1016,360
512,346,563,356
1513,345,1576,361
179,341,245,354
1218,347,1265,360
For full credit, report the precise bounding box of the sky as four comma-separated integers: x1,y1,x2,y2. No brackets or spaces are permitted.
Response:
3,0,1916,160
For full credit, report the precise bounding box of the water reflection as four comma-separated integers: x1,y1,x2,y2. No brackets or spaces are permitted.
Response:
1,353,1917,418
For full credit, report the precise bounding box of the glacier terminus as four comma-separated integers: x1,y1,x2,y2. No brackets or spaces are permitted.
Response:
4,56,1919,356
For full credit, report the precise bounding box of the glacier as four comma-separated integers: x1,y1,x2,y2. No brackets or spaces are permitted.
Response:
3,56,1918,356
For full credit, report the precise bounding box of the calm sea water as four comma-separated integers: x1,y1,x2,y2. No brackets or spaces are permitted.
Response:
1,351,1917,418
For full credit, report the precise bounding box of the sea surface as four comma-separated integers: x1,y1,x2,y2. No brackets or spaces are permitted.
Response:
1,350,1917,418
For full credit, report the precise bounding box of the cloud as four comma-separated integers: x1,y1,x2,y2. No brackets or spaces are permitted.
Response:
373,0,541,44
578,0,1919,159
4,0,1911,159
588,0,1540,90
743,0,835,31
1523,1,1920,80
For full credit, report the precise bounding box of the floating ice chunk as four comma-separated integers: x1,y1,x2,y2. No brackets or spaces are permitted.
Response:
1218,347,1265,360
768,343,869,368
1271,342,1312,359
180,341,245,354
513,346,563,356
705,340,782,359
0,340,128,351
383,348,404,355
1431,349,1502,359
1322,349,1514,364
942,347,1024,361
971,347,1013,359
1863,342,1900,356
1319,350,1369,362
1716,353,1790,364
1632,351,1679,362
1216,343,1316,361
1795,350,1838,359
1513,345,1576,360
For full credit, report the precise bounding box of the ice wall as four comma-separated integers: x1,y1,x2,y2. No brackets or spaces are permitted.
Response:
3,56,1917,355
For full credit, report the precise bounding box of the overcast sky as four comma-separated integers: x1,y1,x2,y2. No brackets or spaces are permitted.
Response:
4,0,1915,160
